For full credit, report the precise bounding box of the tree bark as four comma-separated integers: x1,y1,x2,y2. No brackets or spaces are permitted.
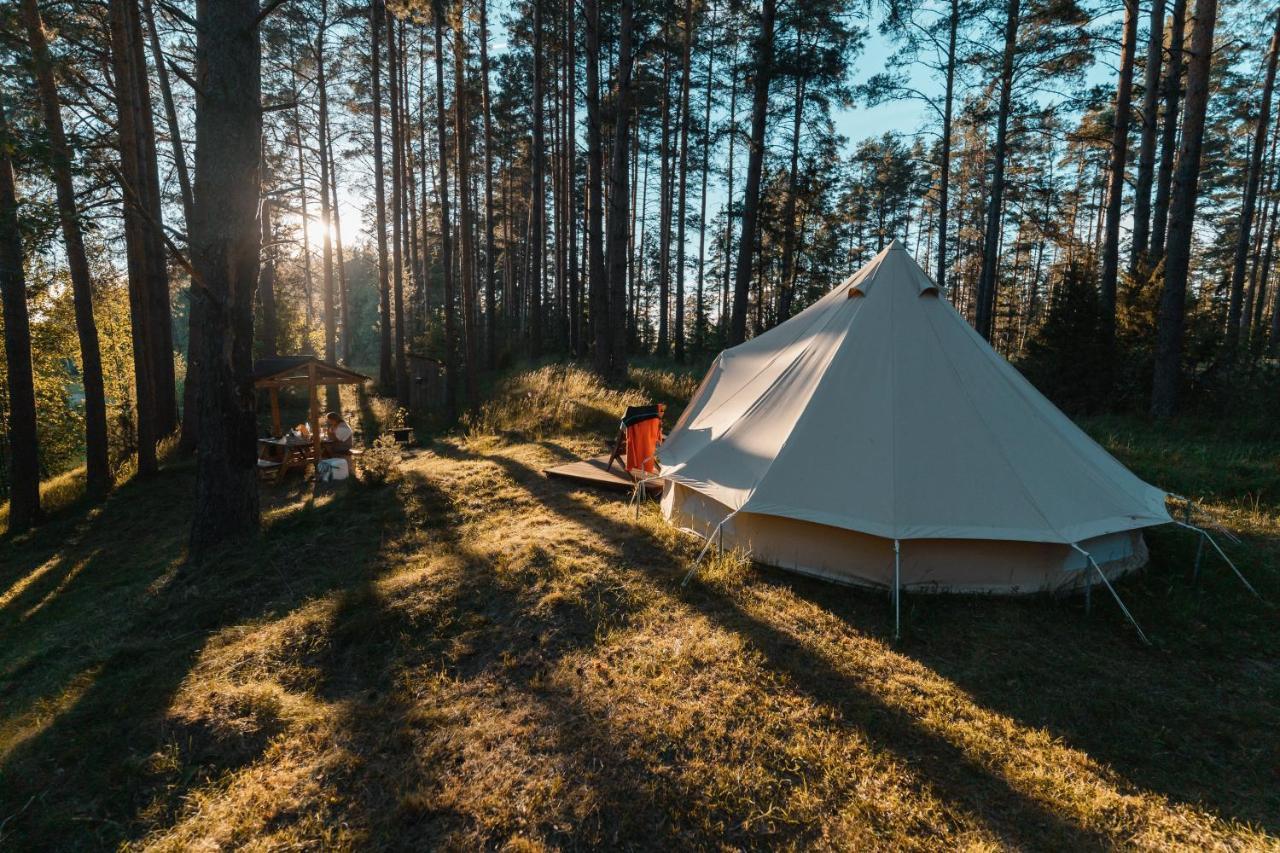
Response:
673,0,697,358
974,0,1021,341
390,18,410,404
585,0,609,373
1100,0,1138,339
143,0,193,227
529,0,546,357
21,0,112,499
110,0,159,476
371,1,393,390
1151,0,1217,417
188,0,262,549
1226,11,1280,352
1130,0,1165,272
433,6,458,418
479,0,498,369
0,99,42,531
454,0,479,408
258,189,278,357
937,0,959,291
656,28,674,356
777,73,805,323
1150,0,1187,260
694,0,717,353
316,9,339,411
604,0,635,379
729,0,776,345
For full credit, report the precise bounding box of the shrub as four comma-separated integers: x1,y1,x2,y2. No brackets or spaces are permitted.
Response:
359,434,401,485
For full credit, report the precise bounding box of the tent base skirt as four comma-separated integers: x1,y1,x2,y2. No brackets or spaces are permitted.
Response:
663,481,1149,596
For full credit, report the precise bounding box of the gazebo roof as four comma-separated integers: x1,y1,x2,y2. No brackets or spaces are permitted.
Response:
252,355,369,387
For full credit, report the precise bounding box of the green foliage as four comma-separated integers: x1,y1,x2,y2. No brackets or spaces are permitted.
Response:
358,433,401,485
1018,261,1114,414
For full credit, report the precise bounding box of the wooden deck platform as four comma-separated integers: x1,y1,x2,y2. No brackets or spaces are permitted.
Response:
544,454,664,496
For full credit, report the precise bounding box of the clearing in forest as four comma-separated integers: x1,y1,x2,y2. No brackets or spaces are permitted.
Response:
0,368,1277,850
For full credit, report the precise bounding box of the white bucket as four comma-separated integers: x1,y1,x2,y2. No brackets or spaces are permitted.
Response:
316,457,350,482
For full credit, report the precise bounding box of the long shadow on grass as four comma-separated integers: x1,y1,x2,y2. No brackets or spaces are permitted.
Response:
425,443,1115,848
300,463,696,848
834,527,1279,836
0,469,411,850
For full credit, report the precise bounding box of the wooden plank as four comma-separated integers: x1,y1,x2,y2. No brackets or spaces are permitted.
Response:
544,454,663,496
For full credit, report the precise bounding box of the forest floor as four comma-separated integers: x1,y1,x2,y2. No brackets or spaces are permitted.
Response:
1,366,1278,850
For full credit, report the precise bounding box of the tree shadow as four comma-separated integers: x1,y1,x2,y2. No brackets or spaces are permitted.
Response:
832,533,1280,835
434,444,1116,848
0,468,411,849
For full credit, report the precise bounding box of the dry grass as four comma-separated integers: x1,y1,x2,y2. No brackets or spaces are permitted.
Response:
0,369,1276,850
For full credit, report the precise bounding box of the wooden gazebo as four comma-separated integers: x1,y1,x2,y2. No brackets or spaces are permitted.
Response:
252,356,370,459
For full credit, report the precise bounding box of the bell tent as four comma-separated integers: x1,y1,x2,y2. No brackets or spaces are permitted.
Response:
659,240,1173,596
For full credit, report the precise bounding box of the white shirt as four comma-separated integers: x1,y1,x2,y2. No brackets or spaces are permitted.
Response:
331,422,353,442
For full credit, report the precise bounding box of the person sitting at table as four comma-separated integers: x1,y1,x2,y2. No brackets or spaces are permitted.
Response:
321,412,353,458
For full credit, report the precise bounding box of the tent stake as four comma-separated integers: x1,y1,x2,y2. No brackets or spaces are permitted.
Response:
1072,544,1151,645
893,539,901,641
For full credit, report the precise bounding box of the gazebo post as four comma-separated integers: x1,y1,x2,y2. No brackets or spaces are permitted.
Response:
308,361,321,462
269,387,282,437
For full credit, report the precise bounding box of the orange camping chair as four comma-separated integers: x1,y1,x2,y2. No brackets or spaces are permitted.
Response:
607,404,666,477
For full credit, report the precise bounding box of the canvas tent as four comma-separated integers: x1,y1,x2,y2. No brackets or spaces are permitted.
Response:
659,240,1173,596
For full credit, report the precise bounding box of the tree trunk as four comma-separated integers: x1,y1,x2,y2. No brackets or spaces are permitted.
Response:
433,8,458,418
656,29,674,356
974,0,1021,341
694,0,717,353
729,0,776,345
1130,0,1165,272
21,0,111,498
455,0,479,409
390,18,410,404
777,73,805,323
371,1,393,390
143,0,194,226
585,0,609,373
292,75,317,349
1151,0,1217,417
188,0,261,549
604,0,635,379
1150,0,1187,260
937,0,959,291
722,46,738,333
479,0,498,370
316,11,339,411
0,99,42,531
259,190,278,357
529,0,546,357
110,0,159,476
1100,0,1138,339
673,0,697,359
1226,11,1280,352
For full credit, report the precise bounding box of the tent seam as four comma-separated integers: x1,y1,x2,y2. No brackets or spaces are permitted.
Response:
919,300,1070,543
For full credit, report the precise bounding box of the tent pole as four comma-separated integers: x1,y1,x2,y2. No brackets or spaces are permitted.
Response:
1174,521,1262,599
682,510,737,587
1072,544,1151,645
893,539,901,641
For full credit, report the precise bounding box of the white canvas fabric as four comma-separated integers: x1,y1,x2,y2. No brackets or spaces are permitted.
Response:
659,240,1171,592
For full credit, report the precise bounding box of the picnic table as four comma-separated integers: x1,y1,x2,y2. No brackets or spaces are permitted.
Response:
257,435,316,481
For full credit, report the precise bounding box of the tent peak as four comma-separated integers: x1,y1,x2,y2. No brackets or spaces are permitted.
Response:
849,242,939,297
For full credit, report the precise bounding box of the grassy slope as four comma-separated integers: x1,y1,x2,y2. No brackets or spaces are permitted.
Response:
0,365,1277,850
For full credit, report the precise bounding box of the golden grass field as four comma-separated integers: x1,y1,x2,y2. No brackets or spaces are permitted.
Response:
1,365,1277,850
